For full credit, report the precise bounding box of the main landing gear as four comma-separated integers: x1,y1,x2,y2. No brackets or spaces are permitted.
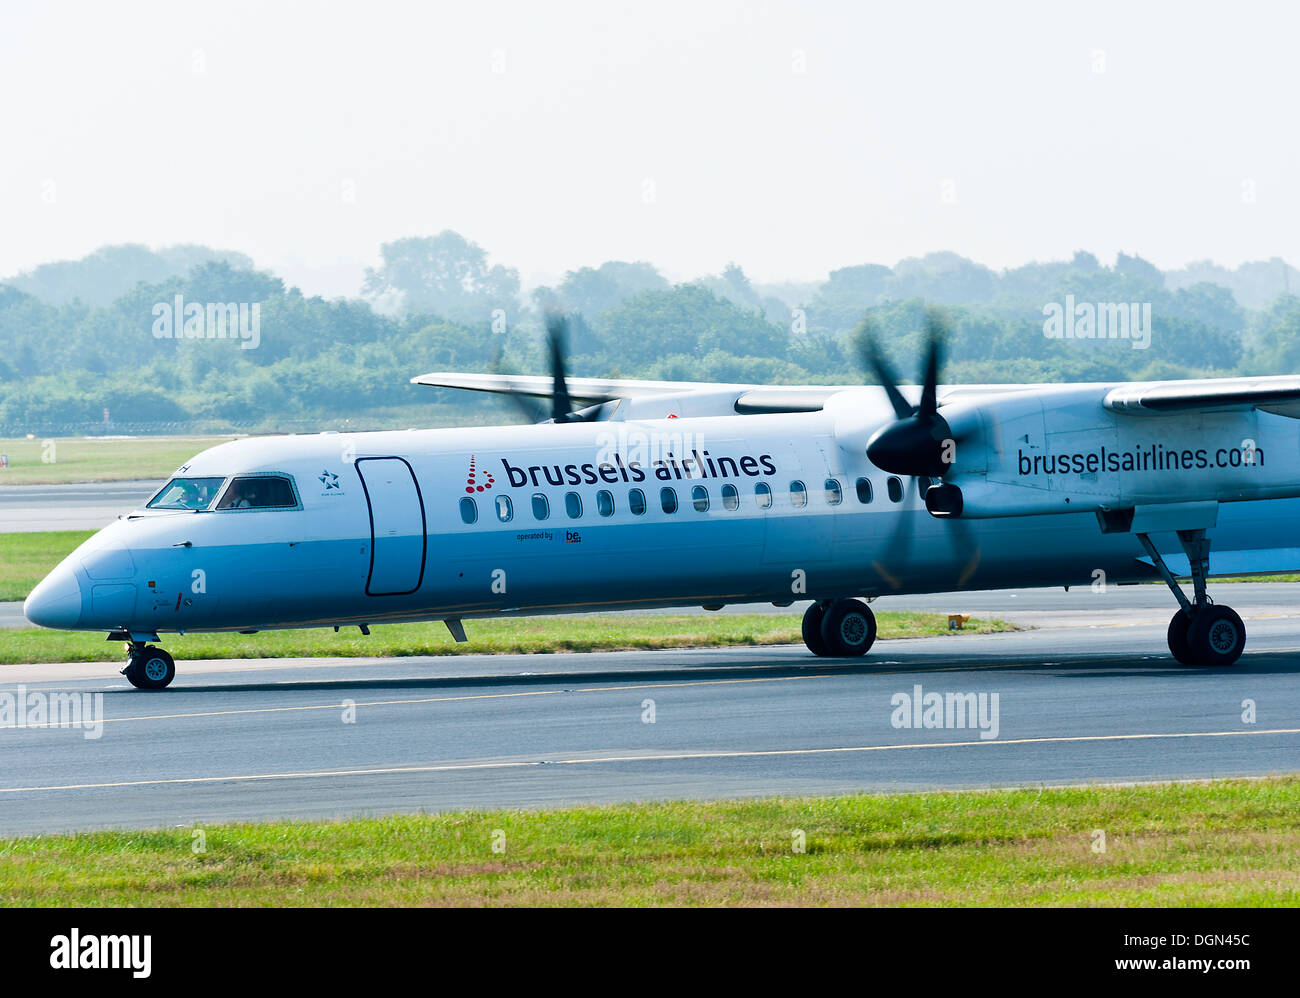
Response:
802,599,878,658
121,643,176,690
1137,528,1246,667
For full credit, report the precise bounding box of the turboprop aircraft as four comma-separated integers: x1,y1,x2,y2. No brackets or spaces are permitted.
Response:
23,311,1300,688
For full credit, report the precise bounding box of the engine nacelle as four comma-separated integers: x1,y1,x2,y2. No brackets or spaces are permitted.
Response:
924,383,1300,518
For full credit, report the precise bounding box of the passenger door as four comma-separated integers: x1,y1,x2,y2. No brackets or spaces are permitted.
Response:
356,457,426,596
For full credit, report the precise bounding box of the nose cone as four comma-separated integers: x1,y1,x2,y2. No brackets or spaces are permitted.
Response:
24,563,84,630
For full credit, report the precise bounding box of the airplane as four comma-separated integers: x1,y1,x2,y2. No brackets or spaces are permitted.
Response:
22,312,1300,689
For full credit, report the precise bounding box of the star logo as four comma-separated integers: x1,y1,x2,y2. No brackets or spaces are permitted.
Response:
319,470,340,490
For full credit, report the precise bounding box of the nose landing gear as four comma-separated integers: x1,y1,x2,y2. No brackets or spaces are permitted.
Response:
1139,529,1246,667
121,643,177,690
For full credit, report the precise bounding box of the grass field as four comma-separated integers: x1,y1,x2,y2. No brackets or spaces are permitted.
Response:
0,436,233,485
0,777,1296,906
0,611,1016,664
1206,574,1300,583
0,530,94,601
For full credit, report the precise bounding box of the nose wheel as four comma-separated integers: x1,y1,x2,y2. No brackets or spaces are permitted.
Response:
122,644,176,690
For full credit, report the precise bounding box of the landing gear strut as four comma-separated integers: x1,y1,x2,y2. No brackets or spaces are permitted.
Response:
1138,529,1246,667
802,599,877,658
121,643,176,690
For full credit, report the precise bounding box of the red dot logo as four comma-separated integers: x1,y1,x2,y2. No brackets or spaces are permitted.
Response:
467,456,493,492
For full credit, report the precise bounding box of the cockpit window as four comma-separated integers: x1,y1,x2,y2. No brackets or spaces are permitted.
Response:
146,477,226,511
216,475,300,510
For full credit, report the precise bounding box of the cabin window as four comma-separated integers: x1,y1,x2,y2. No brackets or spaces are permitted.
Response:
721,483,739,511
459,497,478,524
495,494,513,522
918,476,933,493
628,488,647,516
790,481,808,508
147,476,226,511
565,491,583,518
596,490,615,517
825,479,843,505
887,477,904,503
855,477,873,504
691,485,709,512
216,475,299,510
532,493,550,520
660,487,678,514
755,482,773,509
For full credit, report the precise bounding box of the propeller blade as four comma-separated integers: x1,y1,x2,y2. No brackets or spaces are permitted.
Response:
947,512,982,587
488,347,547,424
489,315,604,425
854,318,914,420
862,304,958,478
918,308,945,417
544,312,575,423
872,475,917,589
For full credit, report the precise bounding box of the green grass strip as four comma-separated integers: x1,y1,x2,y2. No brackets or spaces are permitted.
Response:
0,612,1016,664
1,778,1296,906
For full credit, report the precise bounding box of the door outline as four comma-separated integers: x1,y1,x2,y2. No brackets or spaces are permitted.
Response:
355,456,427,596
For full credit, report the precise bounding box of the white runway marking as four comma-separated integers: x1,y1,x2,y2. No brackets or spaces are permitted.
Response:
3,727,1297,794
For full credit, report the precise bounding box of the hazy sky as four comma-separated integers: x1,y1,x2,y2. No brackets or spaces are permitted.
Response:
4,0,1298,296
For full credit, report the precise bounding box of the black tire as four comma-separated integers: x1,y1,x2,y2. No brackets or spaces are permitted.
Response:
1166,610,1196,665
820,599,877,658
1186,605,1246,668
125,646,176,690
802,602,831,656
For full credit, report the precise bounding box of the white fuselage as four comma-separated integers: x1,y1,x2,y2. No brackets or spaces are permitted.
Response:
23,383,1300,636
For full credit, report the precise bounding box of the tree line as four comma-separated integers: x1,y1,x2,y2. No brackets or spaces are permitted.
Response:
1,233,1298,435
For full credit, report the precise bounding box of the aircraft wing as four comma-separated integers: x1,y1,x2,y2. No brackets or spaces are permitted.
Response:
410,372,719,402
1105,375,1300,417
411,372,857,413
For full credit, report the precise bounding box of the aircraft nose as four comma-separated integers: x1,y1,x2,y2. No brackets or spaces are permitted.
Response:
23,562,85,630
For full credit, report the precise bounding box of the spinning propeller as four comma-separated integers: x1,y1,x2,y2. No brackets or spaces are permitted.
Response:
858,308,980,587
862,310,957,481
491,311,605,424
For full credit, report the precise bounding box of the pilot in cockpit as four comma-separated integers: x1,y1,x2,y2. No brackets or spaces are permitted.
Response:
227,481,257,508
